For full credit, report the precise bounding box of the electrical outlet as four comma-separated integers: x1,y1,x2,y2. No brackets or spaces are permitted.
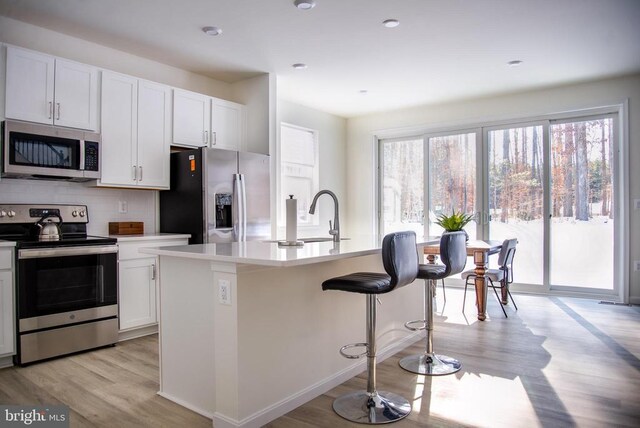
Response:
218,279,231,305
635,261,640,272
118,200,128,214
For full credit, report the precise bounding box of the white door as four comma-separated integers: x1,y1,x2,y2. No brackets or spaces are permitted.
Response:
211,98,245,150
118,258,157,330
137,80,171,189
5,47,55,125
0,270,14,356
173,89,210,147
100,71,138,186
53,58,99,130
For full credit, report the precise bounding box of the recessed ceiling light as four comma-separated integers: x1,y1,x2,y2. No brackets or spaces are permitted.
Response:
294,0,316,10
507,60,523,67
382,19,400,28
202,26,222,36
292,63,308,69
359,90,368,94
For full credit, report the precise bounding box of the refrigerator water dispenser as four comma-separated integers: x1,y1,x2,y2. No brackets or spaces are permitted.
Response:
215,193,232,229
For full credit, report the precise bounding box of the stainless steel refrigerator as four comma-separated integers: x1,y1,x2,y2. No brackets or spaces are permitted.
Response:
160,148,271,244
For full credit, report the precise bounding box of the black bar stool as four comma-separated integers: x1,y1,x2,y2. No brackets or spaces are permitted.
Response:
322,231,419,424
400,231,467,376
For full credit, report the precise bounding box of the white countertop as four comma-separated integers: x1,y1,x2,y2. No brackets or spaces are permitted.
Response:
0,240,16,248
110,233,191,242
140,235,435,267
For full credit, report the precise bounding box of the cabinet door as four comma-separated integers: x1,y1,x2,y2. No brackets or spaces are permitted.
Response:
100,71,138,186
137,80,171,189
173,89,210,147
54,59,99,130
0,270,14,356
5,47,55,125
211,98,245,151
119,258,157,330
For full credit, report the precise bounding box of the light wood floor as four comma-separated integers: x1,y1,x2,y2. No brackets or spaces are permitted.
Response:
1,290,639,427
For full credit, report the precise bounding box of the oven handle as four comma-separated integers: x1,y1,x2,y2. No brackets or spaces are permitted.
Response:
19,245,118,259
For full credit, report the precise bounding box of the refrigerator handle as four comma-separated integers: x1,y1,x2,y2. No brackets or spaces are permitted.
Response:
240,173,247,241
233,173,242,241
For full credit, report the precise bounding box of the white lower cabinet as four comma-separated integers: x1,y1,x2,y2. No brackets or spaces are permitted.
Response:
116,236,189,337
119,257,157,330
0,248,15,357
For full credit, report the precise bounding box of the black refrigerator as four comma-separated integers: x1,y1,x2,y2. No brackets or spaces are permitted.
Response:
160,147,271,244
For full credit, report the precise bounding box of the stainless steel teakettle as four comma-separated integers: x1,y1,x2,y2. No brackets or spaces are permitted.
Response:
36,213,63,241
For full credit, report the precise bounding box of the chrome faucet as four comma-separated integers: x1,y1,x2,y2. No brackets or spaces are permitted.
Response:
309,190,340,242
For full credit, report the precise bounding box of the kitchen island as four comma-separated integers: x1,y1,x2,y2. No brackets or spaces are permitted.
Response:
141,237,431,428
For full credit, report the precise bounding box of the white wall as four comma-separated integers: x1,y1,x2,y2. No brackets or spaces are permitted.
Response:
345,74,640,302
277,99,347,239
231,73,276,155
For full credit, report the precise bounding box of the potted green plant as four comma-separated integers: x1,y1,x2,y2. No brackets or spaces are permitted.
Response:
435,210,474,241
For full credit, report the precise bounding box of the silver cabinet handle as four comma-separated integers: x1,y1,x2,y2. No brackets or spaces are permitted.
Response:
56,102,61,120
139,166,143,181
48,101,53,119
151,263,156,280
132,166,137,181
204,130,208,145
212,131,217,145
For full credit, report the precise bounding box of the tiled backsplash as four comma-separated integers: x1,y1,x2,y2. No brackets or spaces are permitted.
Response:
0,179,157,236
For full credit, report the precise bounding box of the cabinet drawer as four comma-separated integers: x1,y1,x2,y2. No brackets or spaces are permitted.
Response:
0,249,13,270
118,239,188,261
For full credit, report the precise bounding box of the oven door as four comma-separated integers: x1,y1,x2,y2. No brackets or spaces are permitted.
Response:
17,245,118,321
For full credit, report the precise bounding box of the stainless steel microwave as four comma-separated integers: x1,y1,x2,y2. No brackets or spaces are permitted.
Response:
2,120,101,181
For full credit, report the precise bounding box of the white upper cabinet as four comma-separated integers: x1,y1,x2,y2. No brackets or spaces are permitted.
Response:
211,98,245,151
173,89,246,151
173,89,210,148
5,46,98,131
137,80,171,188
100,71,138,187
100,71,170,190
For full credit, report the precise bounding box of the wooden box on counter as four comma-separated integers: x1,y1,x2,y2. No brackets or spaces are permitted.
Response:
108,222,144,235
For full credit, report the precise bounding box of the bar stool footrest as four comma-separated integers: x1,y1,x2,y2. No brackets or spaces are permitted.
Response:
404,319,427,331
339,342,368,359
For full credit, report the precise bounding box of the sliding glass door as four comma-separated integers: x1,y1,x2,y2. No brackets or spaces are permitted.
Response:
379,110,620,296
380,137,424,235
549,116,615,291
485,124,544,285
427,131,478,239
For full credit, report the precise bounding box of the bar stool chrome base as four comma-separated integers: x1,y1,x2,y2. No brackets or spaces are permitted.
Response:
333,390,411,424
399,352,461,376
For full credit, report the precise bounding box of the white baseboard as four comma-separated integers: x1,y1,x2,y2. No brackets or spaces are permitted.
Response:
0,355,14,368
157,391,214,420
118,324,158,342
211,332,422,428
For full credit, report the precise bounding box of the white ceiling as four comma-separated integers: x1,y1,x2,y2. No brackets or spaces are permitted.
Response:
1,0,639,118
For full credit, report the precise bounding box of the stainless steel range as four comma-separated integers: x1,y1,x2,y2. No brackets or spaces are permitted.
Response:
0,204,118,365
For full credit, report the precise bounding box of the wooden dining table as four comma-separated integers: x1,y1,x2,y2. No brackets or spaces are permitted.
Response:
423,239,503,321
